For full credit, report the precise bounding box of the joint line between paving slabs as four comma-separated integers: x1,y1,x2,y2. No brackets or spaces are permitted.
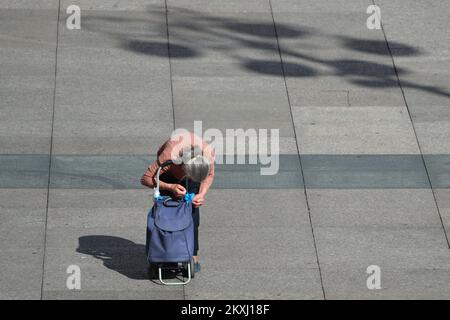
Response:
268,0,327,299
164,0,186,297
165,0,176,131
40,0,61,300
373,0,450,250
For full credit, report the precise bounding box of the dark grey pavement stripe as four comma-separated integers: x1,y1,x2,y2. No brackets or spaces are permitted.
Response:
50,155,301,189
0,155,50,188
1,154,450,189
302,154,431,189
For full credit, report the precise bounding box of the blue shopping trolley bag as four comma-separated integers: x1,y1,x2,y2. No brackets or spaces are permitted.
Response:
146,160,195,284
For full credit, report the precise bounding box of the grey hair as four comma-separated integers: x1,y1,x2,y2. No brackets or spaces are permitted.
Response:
182,150,211,182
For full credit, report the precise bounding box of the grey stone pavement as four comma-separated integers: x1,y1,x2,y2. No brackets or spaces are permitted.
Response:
1,0,450,299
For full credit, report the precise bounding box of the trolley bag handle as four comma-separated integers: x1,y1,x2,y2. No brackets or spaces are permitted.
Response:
163,198,181,207
154,160,173,199
153,159,192,201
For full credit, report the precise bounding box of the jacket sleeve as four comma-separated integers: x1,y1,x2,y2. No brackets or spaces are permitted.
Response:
140,140,173,188
140,160,160,188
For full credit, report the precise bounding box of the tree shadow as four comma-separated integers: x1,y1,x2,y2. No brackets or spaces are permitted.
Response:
339,36,421,56
124,40,199,58
77,235,149,280
221,21,307,38
243,59,318,77
330,59,406,77
81,5,450,99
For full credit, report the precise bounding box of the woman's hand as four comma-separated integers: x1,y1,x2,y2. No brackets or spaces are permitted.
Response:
192,193,205,208
170,184,186,198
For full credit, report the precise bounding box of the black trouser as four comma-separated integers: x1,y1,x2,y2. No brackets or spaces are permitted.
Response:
159,172,200,256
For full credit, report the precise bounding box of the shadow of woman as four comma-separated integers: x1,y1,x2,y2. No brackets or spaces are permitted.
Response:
77,235,149,280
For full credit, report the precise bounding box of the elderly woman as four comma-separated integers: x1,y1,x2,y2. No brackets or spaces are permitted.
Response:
141,131,215,272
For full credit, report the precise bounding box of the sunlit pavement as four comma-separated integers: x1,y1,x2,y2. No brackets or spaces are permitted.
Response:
1,0,450,299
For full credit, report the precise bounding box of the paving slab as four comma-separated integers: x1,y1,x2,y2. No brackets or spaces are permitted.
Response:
307,189,443,228
0,155,49,189
381,61,450,109
46,189,309,228
53,9,173,155
42,188,182,298
375,0,450,145
166,7,298,143
46,189,151,228
168,0,271,14
60,0,163,12
0,1,58,10
374,0,450,255
301,155,430,189
414,119,450,155
271,5,407,107
197,227,318,270
424,155,450,189
271,0,369,13
172,78,292,123
0,248,45,300
44,247,172,288
375,0,450,55
0,8,56,154
42,226,177,296
183,183,322,297
314,226,450,270
185,268,323,300
0,189,47,300
434,189,450,234
321,267,450,300
43,289,184,300
199,189,309,228
292,106,420,154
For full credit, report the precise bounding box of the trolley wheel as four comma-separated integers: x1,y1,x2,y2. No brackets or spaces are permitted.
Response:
147,263,158,279
190,259,195,279
182,260,195,279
